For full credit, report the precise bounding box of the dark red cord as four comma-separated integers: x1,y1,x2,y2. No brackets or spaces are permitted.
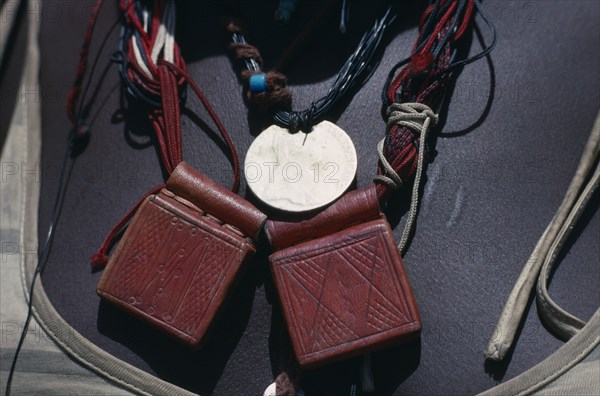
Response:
455,1,475,40
376,0,477,200
67,0,105,123
91,184,165,269
160,61,241,192
67,0,241,268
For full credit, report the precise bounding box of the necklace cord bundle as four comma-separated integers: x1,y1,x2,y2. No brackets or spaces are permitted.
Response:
64,0,242,268
227,20,293,114
375,102,439,254
227,5,396,133
375,0,496,252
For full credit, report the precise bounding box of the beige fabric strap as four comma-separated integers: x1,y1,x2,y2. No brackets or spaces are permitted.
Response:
485,111,600,361
479,309,600,396
536,162,599,339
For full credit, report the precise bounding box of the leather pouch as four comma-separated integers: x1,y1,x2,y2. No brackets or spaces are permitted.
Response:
266,186,421,368
97,162,267,348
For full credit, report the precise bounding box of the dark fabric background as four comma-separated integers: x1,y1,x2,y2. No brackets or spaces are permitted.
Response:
38,1,599,395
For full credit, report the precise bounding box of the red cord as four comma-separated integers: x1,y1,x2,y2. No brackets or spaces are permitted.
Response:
159,61,241,192
377,0,476,200
91,184,165,269
421,1,458,55
157,64,183,172
66,0,105,123
455,0,475,40
69,0,241,268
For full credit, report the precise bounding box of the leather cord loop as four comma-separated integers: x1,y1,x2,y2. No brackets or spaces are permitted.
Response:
288,103,317,134
375,102,439,191
375,102,438,255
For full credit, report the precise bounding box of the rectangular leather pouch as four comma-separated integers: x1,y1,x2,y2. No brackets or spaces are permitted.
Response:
266,186,421,368
97,162,267,348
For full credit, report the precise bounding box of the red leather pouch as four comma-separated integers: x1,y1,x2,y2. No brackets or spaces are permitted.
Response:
97,162,267,348
266,186,421,368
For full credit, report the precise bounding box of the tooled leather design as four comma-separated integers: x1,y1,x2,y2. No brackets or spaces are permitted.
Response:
113,199,170,305
271,220,420,365
99,194,250,345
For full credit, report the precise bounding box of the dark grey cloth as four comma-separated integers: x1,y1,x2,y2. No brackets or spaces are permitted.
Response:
36,1,600,395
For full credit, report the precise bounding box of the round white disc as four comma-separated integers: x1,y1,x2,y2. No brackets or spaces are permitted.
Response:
263,382,276,396
245,121,357,212
263,382,305,396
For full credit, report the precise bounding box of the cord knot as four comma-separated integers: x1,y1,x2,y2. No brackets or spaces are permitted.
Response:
386,102,438,133
223,17,245,34
375,102,439,255
241,70,292,113
375,102,438,190
288,104,316,133
91,252,109,270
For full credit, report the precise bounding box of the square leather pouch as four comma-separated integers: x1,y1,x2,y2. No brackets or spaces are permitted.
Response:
266,186,421,368
97,162,267,348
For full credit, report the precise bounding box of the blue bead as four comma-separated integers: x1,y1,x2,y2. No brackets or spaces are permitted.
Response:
249,74,267,93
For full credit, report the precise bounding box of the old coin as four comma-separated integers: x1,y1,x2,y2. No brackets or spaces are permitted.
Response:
245,121,357,212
